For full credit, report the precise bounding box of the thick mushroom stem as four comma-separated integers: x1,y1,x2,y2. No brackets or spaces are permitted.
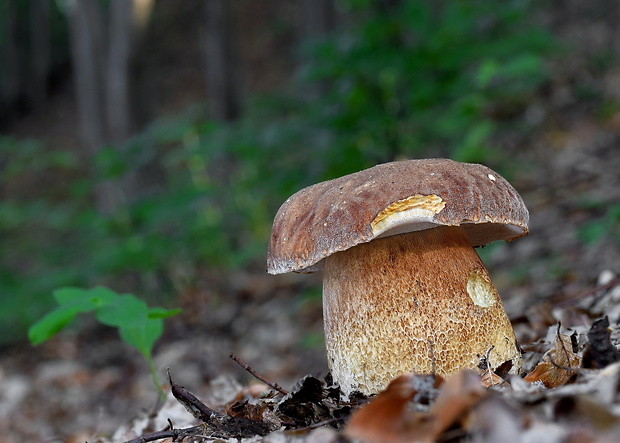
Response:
322,225,521,396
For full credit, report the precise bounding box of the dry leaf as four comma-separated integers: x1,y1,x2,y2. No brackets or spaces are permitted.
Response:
426,370,486,435
345,371,485,443
225,399,267,422
582,317,620,369
345,373,422,443
524,329,580,388
481,370,508,387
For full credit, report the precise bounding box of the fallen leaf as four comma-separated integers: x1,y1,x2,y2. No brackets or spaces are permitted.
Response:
582,317,620,369
524,328,579,388
427,370,486,435
345,371,485,443
277,376,330,427
481,370,508,387
225,398,267,422
344,373,422,443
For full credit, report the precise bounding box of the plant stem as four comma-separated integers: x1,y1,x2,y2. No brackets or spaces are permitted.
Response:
146,353,166,401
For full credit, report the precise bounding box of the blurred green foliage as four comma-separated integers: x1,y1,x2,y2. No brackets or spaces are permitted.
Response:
297,0,553,176
1,0,556,344
578,202,620,245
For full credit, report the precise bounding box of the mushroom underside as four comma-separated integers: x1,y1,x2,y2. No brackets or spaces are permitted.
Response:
322,225,521,396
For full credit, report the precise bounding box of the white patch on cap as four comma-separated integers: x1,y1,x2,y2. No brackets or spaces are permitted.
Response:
488,174,496,181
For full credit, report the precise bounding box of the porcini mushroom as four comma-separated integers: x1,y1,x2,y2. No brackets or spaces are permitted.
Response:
267,158,528,396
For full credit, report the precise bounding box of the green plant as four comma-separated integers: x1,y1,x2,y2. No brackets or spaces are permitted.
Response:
1,1,557,346
298,0,553,174
578,202,620,244
28,286,181,397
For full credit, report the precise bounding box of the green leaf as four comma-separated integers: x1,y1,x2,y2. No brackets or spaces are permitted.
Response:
94,146,128,179
476,59,500,88
94,294,149,328
452,121,495,163
53,286,117,307
28,304,87,345
499,53,542,79
578,220,608,244
28,286,113,345
95,294,163,359
118,319,162,360
148,307,183,320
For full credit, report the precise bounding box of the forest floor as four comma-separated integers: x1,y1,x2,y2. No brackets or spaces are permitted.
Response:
2,2,620,442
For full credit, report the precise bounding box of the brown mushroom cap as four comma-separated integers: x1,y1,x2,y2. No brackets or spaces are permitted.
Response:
267,158,529,274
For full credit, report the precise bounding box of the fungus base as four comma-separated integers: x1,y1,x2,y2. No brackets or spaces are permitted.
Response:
322,226,521,396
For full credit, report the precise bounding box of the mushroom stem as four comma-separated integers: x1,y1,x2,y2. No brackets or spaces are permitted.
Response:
322,226,520,396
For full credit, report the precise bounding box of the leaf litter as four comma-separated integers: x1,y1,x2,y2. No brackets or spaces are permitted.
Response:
105,272,620,443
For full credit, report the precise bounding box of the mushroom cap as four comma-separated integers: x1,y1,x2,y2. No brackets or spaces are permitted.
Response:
267,158,529,274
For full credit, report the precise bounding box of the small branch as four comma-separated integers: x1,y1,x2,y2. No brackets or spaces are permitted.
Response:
168,368,220,422
286,416,345,433
229,352,289,395
552,277,620,308
483,346,495,374
124,424,204,443
547,353,578,373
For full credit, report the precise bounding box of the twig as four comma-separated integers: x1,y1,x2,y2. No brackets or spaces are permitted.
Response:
168,368,220,422
124,424,204,443
552,277,620,308
484,345,496,372
285,416,345,433
547,353,578,373
229,352,289,395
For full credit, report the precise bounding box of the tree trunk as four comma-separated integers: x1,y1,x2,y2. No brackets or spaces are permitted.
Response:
68,0,131,216
68,0,107,153
298,0,334,40
0,0,21,115
107,0,135,143
29,0,52,108
203,0,243,122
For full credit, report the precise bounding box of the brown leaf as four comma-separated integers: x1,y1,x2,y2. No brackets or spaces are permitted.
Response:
582,317,620,369
345,371,485,443
481,370,508,387
345,373,422,443
276,376,330,427
225,399,267,422
524,329,580,388
426,370,486,435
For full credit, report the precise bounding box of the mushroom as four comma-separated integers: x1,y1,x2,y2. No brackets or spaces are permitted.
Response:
267,158,529,396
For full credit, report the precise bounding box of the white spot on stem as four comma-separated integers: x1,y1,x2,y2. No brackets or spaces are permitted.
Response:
467,270,496,307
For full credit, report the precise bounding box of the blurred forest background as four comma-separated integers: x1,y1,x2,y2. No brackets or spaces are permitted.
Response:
1,0,620,440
